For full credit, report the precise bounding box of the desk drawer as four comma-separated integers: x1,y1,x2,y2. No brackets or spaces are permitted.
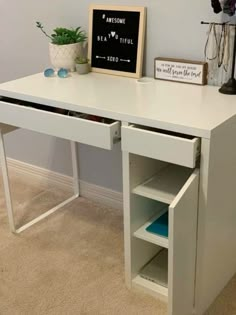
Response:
0,100,120,150
122,125,200,168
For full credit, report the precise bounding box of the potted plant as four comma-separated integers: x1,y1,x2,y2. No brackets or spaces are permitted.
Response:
75,56,90,74
36,22,87,72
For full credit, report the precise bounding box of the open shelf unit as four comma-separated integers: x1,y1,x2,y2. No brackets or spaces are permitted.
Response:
132,164,192,204
133,164,192,250
123,150,199,313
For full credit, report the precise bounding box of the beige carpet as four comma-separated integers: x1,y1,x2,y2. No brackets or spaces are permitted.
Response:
0,171,235,315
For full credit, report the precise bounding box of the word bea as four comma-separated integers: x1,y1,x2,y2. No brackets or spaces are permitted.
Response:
97,33,134,45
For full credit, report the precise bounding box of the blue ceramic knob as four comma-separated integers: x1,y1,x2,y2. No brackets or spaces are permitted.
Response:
44,68,55,77
58,68,68,78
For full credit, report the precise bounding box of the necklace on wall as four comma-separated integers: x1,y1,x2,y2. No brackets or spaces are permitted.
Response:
202,21,236,94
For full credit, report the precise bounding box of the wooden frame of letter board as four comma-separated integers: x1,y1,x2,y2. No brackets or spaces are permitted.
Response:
88,4,146,78
154,57,208,85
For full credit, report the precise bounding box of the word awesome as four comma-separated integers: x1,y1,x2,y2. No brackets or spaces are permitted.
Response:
106,17,126,24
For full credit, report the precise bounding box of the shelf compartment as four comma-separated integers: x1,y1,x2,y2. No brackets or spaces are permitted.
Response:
146,211,168,237
134,208,169,248
132,249,168,299
132,164,192,204
132,275,168,301
140,249,168,287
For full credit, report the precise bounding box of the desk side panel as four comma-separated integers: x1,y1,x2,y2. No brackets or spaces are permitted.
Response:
195,116,236,314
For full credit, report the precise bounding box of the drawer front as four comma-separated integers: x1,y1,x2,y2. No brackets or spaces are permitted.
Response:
122,125,200,168
0,101,120,150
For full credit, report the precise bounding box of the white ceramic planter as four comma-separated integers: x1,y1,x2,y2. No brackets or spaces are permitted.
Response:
49,42,82,72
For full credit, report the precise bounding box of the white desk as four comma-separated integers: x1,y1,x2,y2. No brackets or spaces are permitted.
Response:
1,72,236,315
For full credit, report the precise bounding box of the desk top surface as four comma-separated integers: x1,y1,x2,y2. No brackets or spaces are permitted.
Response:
1,72,236,138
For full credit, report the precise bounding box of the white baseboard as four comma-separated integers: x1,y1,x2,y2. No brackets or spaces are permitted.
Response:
6,158,123,211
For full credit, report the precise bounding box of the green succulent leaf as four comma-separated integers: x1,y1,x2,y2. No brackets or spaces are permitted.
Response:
75,56,89,64
36,22,87,45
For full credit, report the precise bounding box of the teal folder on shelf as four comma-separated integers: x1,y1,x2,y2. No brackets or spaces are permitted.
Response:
146,212,169,238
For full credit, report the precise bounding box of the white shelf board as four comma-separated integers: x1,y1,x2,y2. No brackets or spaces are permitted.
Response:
134,208,169,248
132,164,192,204
132,275,168,301
133,249,168,300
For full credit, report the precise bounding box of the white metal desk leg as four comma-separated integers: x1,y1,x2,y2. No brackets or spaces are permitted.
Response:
14,142,80,233
70,141,80,197
0,138,80,234
0,131,16,232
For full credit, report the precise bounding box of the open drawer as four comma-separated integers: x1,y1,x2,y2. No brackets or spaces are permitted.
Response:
122,124,200,168
130,164,199,315
0,98,120,150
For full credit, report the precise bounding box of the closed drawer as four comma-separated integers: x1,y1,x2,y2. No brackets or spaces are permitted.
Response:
0,99,120,150
122,125,200,168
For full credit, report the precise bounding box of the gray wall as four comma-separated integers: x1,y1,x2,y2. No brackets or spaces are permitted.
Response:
0,0,218,192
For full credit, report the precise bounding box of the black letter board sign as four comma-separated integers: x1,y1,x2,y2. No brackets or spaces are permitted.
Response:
88,5,146,78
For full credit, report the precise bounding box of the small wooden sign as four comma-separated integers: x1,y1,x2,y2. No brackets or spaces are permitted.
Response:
88,4,146,78
154,58,208,85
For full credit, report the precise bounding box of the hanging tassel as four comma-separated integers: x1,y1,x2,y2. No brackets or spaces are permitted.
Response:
223,25,231,71
211,0,223,13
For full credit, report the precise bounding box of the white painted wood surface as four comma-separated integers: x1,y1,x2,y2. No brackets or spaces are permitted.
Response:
122,125,200,168
133,208,169,248
131,163,199,315
129,154,167,190
168,169,199,315
134,248,168,296
133,165,193,204
195,117,236,315
122,149,167,289
1,73,236,138
0,100,120,150
139,249,168,288
130,195,165,281
122,122,132,288
132,275,168,301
